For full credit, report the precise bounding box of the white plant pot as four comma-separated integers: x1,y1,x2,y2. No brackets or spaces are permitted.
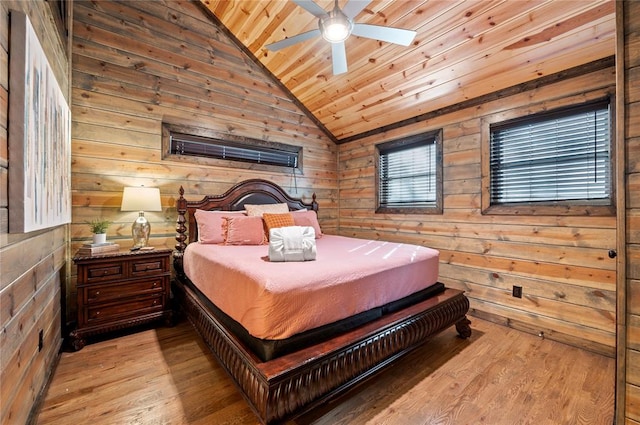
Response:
93,233,107,245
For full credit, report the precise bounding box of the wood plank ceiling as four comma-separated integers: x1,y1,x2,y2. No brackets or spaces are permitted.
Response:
201,0,615,143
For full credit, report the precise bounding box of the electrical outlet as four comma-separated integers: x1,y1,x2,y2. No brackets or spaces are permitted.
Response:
512,285,523,298
38,329,43,352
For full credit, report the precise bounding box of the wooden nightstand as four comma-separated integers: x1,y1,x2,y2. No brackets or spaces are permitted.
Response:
70,248,173,351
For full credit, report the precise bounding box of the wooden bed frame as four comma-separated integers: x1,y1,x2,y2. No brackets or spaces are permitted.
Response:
173,179,471,424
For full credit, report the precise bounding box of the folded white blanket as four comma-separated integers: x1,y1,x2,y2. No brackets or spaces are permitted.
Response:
269,226,316,262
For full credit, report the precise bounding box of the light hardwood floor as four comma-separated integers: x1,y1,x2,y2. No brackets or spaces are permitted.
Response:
35,318,614,425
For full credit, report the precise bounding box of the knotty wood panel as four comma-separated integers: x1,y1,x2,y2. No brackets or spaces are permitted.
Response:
1,281,61,425
0,2,70,425
338,67,617,356
206,0,615,141
69,0,338,324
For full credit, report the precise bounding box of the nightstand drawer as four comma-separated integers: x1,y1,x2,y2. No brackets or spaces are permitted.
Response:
130,257,167,276
85,278,166,304
85,261,126,282
86,295,164,324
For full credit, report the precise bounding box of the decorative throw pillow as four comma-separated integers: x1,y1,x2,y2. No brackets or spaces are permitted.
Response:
222,215,266,245
292,209,323,238
245,203,289,217
194,209,246,244
262,213,295,240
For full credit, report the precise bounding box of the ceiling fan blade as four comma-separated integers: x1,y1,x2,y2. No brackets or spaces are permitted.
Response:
352,23,416,46
266,29,321,51
341,0,371,19
331,42,348,75
292,0,327,18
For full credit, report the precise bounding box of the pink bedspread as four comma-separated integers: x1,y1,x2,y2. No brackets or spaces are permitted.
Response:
183,235,439,340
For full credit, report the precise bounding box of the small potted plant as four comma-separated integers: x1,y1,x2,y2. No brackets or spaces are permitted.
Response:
86,219,111,244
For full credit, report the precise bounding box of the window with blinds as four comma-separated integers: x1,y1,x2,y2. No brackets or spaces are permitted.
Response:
169,131,300,168
377,130,442,214
489,99,611,206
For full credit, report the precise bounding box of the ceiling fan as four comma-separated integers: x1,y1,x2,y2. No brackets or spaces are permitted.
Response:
265,0,417,75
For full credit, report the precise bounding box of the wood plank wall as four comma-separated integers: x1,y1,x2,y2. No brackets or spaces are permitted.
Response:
69,0,338,323
0,1,71,424
73,0,619,359
0,0,634,421
337,67,618,357
625,1,640,422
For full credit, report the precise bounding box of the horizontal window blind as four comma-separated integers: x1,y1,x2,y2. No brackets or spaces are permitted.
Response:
170,132,299,168
490,100,611,204
379,139,437,208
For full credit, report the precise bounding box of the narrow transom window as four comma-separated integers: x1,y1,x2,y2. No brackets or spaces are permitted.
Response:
377,130,442,214
489,99,611,205
170,132,299,168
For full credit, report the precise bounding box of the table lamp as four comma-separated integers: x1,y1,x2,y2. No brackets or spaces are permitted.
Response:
120,186,162,248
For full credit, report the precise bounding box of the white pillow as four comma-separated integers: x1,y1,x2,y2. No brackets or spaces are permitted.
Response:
244,203,289,217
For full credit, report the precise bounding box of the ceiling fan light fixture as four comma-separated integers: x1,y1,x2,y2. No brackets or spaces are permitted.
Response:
319,8,353,43
267,0,416,75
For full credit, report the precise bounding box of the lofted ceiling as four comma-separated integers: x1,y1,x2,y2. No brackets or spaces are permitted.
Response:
201,0,615,143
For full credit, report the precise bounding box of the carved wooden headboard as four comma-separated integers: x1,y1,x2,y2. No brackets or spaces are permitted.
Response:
174,179,317,266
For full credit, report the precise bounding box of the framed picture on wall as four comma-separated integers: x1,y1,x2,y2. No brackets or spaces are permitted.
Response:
8,10,71,233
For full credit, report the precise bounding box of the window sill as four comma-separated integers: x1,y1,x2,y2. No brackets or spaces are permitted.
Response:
482,202,615,216
376,206,442,215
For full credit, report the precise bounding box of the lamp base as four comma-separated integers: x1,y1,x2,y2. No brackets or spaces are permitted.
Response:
131,212,151,248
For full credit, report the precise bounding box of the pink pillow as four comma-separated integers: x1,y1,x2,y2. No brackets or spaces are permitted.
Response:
223,216,266,245
292,209,322,238
194,210,245,244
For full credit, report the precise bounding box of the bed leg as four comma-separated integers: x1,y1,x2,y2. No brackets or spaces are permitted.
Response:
455,316,472,339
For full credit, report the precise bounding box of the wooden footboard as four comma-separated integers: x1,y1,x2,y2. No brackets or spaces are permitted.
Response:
173,277,471,424
172,180,471,423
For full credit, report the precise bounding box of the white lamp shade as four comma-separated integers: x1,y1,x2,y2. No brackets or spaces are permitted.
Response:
120,186,162,212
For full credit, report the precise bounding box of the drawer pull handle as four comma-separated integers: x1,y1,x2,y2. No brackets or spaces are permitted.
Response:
95,291,100,296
